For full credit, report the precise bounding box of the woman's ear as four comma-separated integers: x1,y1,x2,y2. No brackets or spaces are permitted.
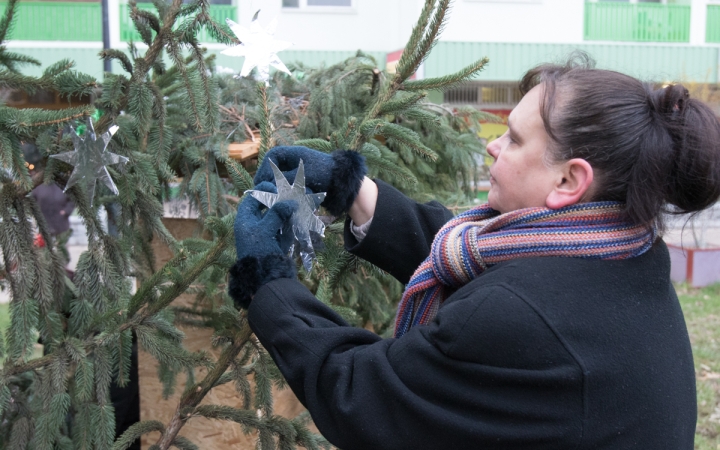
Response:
545,158,594,209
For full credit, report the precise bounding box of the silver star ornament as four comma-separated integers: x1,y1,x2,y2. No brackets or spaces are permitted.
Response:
248,160,326,272
221,12,292,84
50,117,128,206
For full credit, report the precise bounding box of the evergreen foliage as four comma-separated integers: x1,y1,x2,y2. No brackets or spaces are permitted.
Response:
0,0,40,73
0,0,491,448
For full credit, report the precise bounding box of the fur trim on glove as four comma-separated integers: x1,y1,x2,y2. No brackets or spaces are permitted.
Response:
324,150,367,216
228,255,297,309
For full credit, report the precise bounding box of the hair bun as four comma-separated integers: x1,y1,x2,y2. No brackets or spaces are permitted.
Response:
649,84,690,119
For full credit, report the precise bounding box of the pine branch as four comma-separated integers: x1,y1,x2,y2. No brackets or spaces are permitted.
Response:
129,218,233,324
132,0,184,82
135,8,162,34
377,93,426,116
1,353,55,378
0,51,40,73
130,2,156,45
53,70,98,98
399,0,451,80
2,219,232,380
192,404,259,427
256,83,272,162
293,139,334,153
0,70,53,93
113,421,166,450
186,41,218,131
363,150,418,187
43,61,74,79
402,57,489,91
166,43,203,130
0,0,18,42
395,0,435,77
100,49,134,75
224,158,254,193
129,81,154,135
170,436,199,450
345,0,477,154
127,250,187,317
379,122,438,161
153,325,252,450
1,105,92,130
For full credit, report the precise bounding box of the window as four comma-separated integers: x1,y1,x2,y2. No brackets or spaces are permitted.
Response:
444,82,522,108
283,0,354,9
308,0,351,4
464,0,542,4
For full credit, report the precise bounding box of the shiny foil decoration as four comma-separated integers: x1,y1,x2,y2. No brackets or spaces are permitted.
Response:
222,12,292,85
247,160,326,271
50,117,128,206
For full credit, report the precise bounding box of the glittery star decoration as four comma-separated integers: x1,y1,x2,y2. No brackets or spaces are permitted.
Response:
50,117,128,206
248,160,326,271
221,11,292,84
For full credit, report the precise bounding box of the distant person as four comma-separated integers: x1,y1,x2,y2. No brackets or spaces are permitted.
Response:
31,182,75,238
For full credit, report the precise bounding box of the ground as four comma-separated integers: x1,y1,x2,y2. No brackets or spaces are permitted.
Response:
679,282,720,449
0,228,719,448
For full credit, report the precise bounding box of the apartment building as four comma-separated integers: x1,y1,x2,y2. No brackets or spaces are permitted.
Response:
3,0,720,118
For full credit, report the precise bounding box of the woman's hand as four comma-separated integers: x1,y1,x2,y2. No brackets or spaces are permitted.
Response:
254,146,367,217
229,182,298,309
348,177,378,226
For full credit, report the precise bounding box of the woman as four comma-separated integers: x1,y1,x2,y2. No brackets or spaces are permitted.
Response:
230,57,720,449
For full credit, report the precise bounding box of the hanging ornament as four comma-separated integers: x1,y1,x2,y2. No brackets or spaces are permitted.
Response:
222,10,293,85
247,160,326,271
50,117,128,206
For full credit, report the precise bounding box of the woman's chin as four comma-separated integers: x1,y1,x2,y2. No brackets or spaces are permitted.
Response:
487,194,499,212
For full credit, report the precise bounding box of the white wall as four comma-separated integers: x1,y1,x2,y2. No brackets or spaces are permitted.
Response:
236,0,720,51
440,0,584,44
237,0,424,52
239,0,584,51
238,0,585,52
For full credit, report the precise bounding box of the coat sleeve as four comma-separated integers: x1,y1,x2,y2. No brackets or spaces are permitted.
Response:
248,277,584,450
343,179,454,284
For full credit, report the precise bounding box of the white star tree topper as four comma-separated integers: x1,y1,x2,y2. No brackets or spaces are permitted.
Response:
50,117,128,206
247,160,326,271
222,11,292,84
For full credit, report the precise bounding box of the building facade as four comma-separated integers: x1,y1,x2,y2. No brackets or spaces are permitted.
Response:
3,0,720,114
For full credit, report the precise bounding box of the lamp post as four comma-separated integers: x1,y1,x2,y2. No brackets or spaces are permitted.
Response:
102,0,111,73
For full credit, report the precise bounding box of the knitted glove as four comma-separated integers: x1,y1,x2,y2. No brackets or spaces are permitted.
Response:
229,182,298,310
254,146,367,216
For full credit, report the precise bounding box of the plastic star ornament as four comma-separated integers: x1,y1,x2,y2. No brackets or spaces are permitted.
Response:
248,160,326,271
221,11,292,84
50,117,128,206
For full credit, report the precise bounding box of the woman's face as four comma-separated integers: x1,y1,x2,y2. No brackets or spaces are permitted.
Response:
486,85,563,213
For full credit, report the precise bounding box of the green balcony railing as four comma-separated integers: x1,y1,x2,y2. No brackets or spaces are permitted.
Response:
584,2,690,43
708,5,720,43
119,3,235,43
0,2,101,41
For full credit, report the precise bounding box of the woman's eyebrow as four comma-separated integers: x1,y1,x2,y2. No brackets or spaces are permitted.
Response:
507,119,521,142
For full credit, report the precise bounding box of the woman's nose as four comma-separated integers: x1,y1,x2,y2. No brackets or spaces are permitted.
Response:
487,138,500,159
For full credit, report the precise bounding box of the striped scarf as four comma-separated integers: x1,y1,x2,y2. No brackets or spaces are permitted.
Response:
394,202,655,338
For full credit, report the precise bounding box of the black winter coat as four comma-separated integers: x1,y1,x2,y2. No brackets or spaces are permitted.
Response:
248,180,697,450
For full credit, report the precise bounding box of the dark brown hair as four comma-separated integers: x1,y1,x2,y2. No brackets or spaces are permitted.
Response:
520,53,720,228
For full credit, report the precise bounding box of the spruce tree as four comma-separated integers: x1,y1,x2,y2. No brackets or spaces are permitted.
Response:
0,0,490,448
